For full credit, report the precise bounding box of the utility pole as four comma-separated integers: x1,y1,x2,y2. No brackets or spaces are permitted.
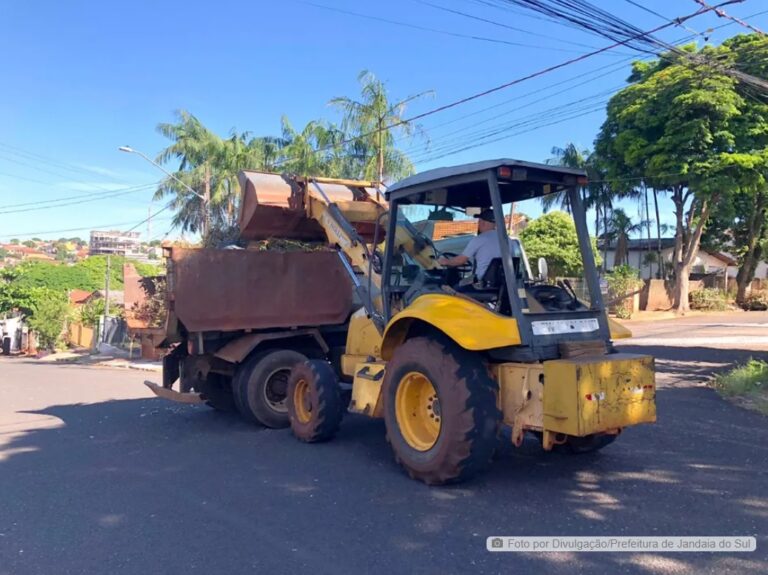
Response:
102,254,111,343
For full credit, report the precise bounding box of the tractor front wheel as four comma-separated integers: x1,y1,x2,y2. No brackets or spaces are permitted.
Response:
383,336,500,485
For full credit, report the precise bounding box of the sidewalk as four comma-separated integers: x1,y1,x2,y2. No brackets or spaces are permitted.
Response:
36,349,162,372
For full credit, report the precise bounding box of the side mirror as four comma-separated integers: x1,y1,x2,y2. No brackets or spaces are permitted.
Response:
537,257,549,281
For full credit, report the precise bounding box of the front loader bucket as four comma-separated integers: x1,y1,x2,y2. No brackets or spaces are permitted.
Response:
238,171,385,241
238,171,323,240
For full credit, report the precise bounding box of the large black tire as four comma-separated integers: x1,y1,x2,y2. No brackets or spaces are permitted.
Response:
2,337,10,355
180,358,235,412
199,374,237,412
383,336,500,485
287,360,344,442
233,349,307,428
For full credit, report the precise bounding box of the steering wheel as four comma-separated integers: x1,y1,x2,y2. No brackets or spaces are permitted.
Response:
438,251,474,274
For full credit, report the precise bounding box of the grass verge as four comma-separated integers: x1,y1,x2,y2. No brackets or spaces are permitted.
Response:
712,359,768,416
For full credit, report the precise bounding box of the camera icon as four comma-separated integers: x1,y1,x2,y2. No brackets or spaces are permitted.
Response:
491,538,504,549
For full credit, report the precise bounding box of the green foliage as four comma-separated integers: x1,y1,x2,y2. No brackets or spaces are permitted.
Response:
22,240,36,248
7,256,161,293
77,298,122,327
131,260,164,278
713,359,768,397
131,277,166,328
26,292,71,351
0,247,8,258
606,265,642,319
10,238,19,244
519,211,601,277
689,288,729,311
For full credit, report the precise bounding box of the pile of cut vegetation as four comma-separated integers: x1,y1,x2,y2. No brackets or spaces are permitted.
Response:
248,238,332,252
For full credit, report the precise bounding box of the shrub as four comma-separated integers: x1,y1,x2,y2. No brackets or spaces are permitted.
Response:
26,293,72,351
689,288,729,311
713,359,767,397
606,265,642,319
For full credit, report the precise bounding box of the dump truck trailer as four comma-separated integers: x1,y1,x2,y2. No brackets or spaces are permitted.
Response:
148,163,656,485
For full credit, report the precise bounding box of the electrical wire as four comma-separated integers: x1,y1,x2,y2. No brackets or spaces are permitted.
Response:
294,0,619,54
0,182,158,211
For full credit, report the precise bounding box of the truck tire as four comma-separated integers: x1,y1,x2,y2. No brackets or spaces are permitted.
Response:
287,360,343,442
233,349,307,428
382,336,500,485
199,374,237,413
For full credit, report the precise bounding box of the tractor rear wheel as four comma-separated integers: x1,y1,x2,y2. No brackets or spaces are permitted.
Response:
383,336,500,485
233,349,307,428
287,360,344,442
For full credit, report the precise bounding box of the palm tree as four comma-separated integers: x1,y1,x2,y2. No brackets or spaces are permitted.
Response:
279,117,343,177
154,110,223,236
606,208,647,268
543,143,590,213
330,70,429,184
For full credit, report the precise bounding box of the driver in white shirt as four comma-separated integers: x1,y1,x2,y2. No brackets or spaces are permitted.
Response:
437,208,504,284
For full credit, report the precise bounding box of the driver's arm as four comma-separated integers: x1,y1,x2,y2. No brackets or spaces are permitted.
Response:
437,254,470,267
438,236,479,268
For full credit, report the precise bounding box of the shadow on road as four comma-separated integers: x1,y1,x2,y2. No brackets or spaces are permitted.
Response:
617,345,768,388
1,385,766,575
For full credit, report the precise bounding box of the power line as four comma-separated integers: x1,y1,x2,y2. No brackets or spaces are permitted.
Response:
0,182,157,211
411,0,629,52
0,184,157,215
294,0,613,54
0,141,132,184
2,216,174,239
692,0,766,35
274,2,719,170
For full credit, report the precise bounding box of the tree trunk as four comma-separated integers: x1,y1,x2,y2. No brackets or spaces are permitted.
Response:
653,188,663,279
377,117,384,186
644,184,653,279
602,207,610,271
735,191,767,304
673,193,714,313
203,163,211,239
674,264,690,313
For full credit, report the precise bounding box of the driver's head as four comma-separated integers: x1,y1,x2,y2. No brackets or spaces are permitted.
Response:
475,208,496,233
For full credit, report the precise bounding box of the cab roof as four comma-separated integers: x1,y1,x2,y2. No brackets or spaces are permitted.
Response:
386,159,587,208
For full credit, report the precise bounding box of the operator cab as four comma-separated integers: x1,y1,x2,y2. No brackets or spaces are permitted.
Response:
382,159,610,361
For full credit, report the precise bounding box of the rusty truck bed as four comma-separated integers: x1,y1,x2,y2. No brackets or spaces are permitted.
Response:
166,248,353,333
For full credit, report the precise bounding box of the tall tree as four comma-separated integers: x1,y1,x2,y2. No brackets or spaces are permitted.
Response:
605,208,645,268
596,44,748,312
330,70,428,183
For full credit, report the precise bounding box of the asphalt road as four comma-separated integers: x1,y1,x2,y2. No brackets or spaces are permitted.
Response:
1,313,767,575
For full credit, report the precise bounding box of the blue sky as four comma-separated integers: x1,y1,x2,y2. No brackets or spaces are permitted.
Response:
1,0,766,243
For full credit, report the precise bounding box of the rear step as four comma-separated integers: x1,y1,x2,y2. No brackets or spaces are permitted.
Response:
144,380,204,404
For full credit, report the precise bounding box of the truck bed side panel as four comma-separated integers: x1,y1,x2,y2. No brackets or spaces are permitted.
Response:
169,248,353,332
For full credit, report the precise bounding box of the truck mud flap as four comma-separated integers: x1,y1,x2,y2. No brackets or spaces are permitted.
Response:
144,380,204,405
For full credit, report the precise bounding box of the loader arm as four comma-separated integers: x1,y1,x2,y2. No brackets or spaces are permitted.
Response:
303,179,440,330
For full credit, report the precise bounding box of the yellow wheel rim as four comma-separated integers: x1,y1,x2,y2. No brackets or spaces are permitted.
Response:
293,379,312,424
395,371,441,451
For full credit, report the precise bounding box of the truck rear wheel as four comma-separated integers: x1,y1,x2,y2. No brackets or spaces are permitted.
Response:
383,336,500,485
233,349,307,428
287,360,343,442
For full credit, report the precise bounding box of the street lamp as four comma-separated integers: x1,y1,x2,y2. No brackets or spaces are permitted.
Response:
118,145,209,235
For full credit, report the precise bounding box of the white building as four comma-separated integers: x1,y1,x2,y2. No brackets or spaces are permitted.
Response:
599,238,765,282
89,230,141,257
